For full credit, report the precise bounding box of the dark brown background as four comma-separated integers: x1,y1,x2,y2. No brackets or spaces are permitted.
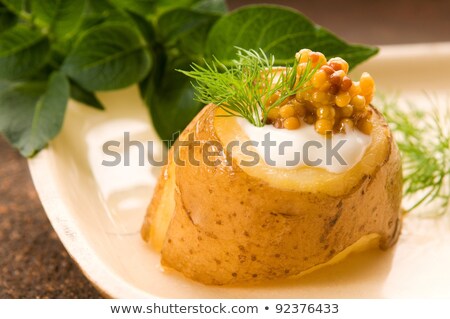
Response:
1,0,449,298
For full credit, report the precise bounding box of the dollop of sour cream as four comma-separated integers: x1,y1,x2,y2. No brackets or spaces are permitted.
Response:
236,117,371,173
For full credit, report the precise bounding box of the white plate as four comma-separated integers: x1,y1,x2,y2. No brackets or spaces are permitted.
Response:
28,43,450,298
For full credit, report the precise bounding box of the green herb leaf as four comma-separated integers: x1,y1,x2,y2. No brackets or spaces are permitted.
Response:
69,79,104,110
58,4,139,55
381,95,450,216
0,24,50,80
32,0,86,39
85,0,115,15
144,3,225,142
158,8,220,56
312,28,378,70
180,48,317,127
76,0,117,33
191,0,227,14
109,0,156,16
206,5,377,68
0,72,69,157
140,50,202,142
77,2,135,35
62,23,152,91
0,0,28,15
128,11,156,47
0,5,17,34
155,0,226,15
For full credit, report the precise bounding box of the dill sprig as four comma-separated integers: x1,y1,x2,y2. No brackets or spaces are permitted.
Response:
179,48,318,127
381,95,450,216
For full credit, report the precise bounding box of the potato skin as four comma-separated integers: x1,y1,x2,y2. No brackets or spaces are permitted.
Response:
142,105,403,285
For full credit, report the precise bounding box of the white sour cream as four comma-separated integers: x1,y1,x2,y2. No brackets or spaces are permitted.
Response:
236,117,371,173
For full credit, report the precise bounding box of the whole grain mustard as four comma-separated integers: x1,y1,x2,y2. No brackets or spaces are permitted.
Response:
266,49,375,135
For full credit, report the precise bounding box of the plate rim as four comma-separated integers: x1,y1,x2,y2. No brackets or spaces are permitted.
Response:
28,150,155,299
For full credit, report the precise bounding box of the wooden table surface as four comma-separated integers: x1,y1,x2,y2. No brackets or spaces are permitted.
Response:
1,0,449,299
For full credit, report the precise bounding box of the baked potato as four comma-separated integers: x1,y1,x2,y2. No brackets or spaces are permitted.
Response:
141,103,402,285
142,48,403,285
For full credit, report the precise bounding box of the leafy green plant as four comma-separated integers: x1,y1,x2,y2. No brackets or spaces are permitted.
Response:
0,0,378,156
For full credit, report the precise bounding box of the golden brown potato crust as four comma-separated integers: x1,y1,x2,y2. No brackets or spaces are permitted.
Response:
142,105,402,285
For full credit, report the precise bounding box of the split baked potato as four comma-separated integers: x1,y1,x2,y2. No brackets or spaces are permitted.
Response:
141,103,403,285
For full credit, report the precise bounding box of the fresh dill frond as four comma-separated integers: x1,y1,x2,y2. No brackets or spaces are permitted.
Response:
179,48,318,127
381,95,450,216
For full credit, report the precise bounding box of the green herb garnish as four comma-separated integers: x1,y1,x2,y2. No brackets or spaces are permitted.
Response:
180,48,317,127
0,1,378,156
381,95,450,215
